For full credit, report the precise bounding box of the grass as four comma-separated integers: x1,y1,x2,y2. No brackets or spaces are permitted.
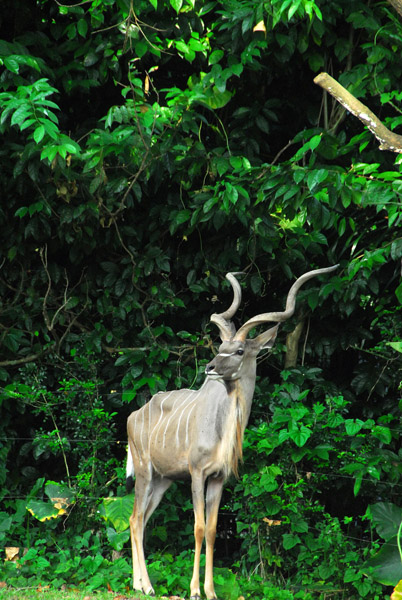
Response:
0,589,143,600
0,588,182,600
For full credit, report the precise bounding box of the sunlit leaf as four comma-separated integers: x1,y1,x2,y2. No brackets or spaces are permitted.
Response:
102,494,134,532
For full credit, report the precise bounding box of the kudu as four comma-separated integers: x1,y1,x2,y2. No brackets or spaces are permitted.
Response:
126,266,337,600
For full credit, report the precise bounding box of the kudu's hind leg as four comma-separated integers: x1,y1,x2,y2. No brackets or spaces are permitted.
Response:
129,472,155,596
129,512,142,593
143,475,172,526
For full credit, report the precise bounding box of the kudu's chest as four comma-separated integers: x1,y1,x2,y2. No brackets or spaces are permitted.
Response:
133,385,247,480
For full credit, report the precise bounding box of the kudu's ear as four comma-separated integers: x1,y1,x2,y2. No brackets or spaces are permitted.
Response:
248,324,279,353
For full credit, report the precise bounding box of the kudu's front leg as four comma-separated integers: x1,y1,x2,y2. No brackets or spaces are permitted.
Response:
190,472,206,600
204,476,224,600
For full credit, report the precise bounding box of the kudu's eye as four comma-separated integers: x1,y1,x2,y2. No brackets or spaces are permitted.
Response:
237,349,244,356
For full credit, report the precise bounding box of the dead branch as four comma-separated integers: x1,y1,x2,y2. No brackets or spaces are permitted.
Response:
39,246,73,333
284,319,305,369
314,72,402,153
0,350,48,367
39,245,52,331
387,0,402,18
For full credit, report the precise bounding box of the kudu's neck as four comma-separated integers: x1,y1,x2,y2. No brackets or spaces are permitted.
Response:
236,359,258,423
221,368,256,478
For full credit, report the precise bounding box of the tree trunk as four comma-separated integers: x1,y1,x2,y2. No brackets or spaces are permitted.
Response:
284,319,305,369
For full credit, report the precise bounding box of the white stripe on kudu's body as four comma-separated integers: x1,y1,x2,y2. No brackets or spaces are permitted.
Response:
126,266,338,600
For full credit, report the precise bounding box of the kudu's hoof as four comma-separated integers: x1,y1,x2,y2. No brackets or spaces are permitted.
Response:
135,588,155,597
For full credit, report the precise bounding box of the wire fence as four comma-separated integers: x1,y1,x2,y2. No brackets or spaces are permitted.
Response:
2,417,402,442
1,442,400,559
1,445,402,497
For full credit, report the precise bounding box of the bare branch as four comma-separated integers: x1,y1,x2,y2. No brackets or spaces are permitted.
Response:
49,270,72,332
387,0,402,18
0,350,47,367
314,72,402,153
284,318,305,369
39,246,52,330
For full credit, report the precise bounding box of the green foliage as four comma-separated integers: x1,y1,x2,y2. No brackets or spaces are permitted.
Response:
363,502,402,585
101,493,133,532
233,368,390,598
1,0,402,597
0,78,80,162
26,481,75,522
2,531,131,592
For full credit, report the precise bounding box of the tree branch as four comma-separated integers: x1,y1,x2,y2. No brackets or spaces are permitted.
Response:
314,72,402,153
387,0,402,18
284,318,305,369
0,350,48,367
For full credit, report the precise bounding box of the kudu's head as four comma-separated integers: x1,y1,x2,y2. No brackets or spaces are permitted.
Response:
205,266,338,382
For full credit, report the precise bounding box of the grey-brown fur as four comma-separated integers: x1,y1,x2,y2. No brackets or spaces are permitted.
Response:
126,266,338,600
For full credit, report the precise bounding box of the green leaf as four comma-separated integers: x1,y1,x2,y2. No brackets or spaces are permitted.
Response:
288,0,302,20
391,239,402,260
174,209,191,225
392,579,402,600
307,168,328,191
4,56,20,73
372,425,392,444
209,49,224,65
40,145,59,162
354,470,363,496
395,282,402,305
135,40,148,58
83,52,99,67
338,217,346,236
214,157,230,176
10,104,31,127
7,246,17,261
44,481,75,506
229,62,243,76
42,119,60,140
363,535,402,585
370,502,402,541
225,182,238,204
15,206,29,218
289,425,312,447
293,134,322,160
307,134,322,150
19,118,36,131
77,18,88,37
106,527,130,551
388,342,402,353
102,494,134,532
204,87,233,109
170,0,183,12
282,533,301,549
345,418,365,435
122,389,136,403
213,567,240,600
175,40,195,62
33,125,45,144
256,114,270,134
203,196,218,213
26,500,63,521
